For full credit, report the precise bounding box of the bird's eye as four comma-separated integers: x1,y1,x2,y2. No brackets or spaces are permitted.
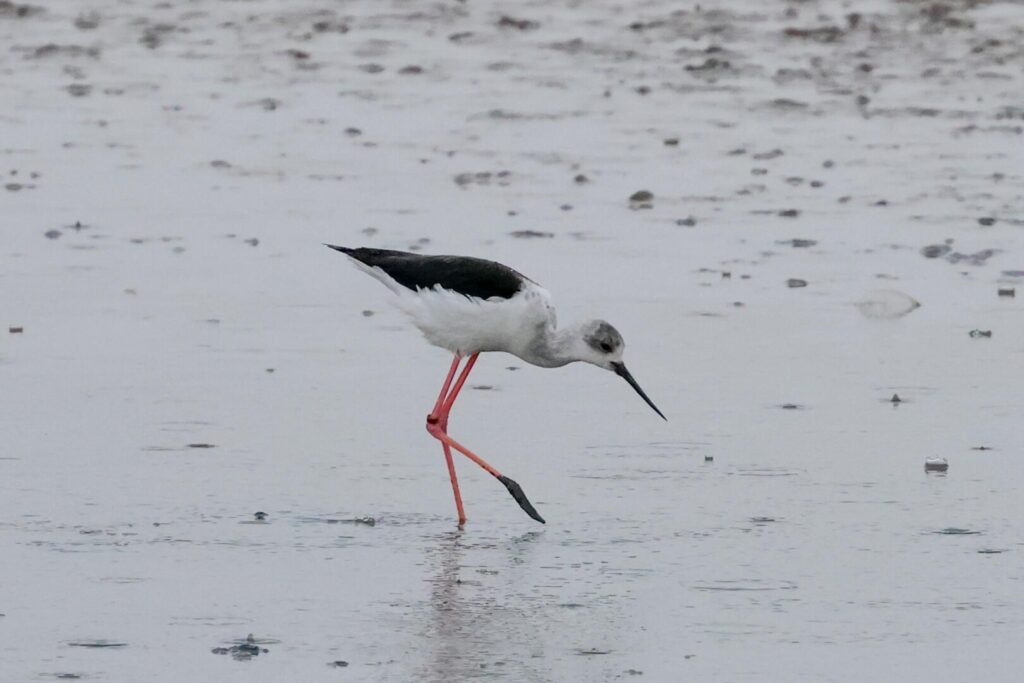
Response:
599,342,613,353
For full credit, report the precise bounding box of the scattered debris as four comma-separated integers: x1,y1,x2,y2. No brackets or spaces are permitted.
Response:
947,248,999,266
497,16,539,31
252,97,280,111
74,12,100,29
211,634,271,661
921,244,951,259
509,230,553,239
312,20,348,34
752,149,784,160
454,171,511,188
67,640,127,648
783,26,843,43
855,290,921,319
323,516,377,527
777,238,816,248
0,1,43,18
629,190,654,208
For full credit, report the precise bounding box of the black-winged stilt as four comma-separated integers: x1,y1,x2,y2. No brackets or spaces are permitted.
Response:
327,245,664,525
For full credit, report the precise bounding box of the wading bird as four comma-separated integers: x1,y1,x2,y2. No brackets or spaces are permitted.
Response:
327,245,664,525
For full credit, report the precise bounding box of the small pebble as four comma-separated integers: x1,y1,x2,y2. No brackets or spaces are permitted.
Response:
921,244,951,259
509,230,553,239
924,458,949,473
629,190,654,207
778,238,816,248
968,329,992,338
9,326,24,334
997,288,1015,298
786,278,808,288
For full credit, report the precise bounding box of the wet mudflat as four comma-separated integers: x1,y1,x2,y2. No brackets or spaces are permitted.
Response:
2,0,1023,680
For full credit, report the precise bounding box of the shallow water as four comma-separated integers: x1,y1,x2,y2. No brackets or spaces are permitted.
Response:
2,0,1023,680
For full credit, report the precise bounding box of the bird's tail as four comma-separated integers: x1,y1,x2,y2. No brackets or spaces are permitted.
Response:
324,243,404,295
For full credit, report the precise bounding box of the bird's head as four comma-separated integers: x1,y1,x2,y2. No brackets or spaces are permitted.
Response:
574,320,665,420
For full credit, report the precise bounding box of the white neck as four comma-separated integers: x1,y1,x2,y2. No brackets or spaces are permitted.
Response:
518,321,588,368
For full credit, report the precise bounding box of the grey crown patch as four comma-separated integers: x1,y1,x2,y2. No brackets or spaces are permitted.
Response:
584,321,623,353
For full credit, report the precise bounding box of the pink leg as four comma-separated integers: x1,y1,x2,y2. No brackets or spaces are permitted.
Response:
429,355,466,526
426,353,545,524
440,353,478,417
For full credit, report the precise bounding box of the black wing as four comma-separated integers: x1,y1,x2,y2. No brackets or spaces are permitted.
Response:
326,245,527,300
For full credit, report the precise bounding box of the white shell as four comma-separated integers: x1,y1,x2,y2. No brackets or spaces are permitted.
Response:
855,290,921,319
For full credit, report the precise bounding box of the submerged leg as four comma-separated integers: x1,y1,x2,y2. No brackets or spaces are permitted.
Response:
426,423,545,524
426,353,545,525
430,355,466,526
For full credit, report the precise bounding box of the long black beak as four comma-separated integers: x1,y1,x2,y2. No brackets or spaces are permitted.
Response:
611,362,666,420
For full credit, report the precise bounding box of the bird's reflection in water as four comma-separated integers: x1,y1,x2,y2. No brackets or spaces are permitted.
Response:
419,528,547,681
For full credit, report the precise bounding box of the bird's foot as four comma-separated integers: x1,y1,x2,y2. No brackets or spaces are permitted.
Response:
497,475,546,524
